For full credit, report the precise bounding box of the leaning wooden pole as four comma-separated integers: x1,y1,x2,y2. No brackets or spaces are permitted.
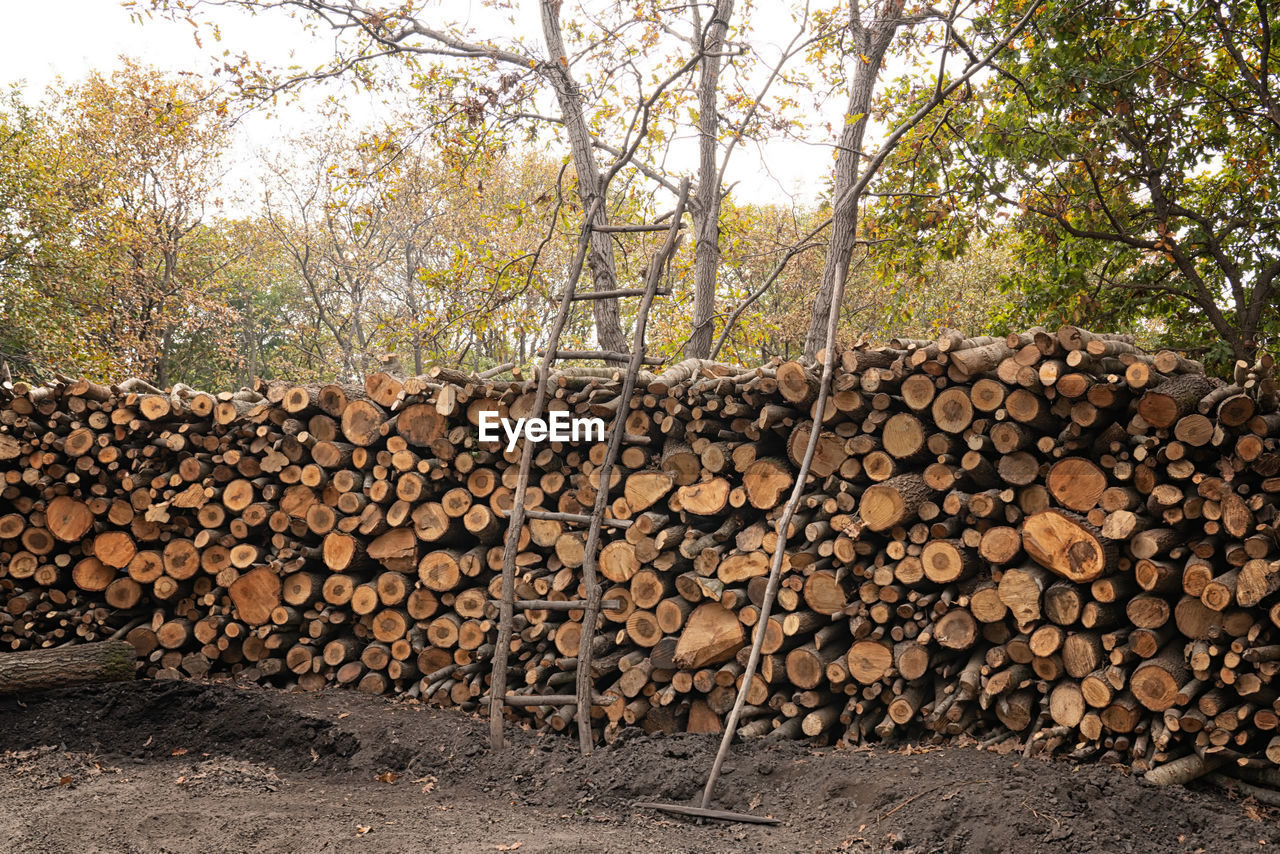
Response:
698,230,846,811
695,5,1047,804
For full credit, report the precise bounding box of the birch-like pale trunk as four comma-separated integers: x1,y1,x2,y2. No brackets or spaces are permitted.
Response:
685,0,735,359
540,0,628,355
804,0,906,359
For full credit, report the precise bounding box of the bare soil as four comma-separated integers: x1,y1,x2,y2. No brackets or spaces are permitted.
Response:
0,680,1275,853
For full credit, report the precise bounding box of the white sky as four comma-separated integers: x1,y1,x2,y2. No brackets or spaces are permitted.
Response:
0,0,924,209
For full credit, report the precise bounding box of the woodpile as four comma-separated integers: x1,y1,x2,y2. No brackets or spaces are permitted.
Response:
2,329,1280,777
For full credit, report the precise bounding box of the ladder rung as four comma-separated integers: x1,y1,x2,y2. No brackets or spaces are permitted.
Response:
522,508,632,529
612,431,652,445
558,287,672,301
493,598,624,610
543,349,665,365
591,223,685,233
500,693,617,707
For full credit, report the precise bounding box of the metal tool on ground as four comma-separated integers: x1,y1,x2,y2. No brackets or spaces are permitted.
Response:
632,803,781,825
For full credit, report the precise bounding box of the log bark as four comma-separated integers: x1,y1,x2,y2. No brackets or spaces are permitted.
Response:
0,641,136,695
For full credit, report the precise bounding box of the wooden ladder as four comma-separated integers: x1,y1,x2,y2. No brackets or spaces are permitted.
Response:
488,181,690,754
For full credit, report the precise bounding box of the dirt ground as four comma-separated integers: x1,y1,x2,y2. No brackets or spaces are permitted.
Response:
0,681,1275,853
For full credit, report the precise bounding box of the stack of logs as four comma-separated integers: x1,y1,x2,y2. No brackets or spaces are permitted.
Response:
3,326,1280,776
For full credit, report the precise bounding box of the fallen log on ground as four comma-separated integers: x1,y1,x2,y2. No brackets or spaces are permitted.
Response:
0,640,137,695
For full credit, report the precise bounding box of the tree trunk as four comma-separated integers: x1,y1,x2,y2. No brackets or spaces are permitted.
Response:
804,2,906,358
685,0,734,359
540,0,627,356
407,240,425,376
154,325,172,388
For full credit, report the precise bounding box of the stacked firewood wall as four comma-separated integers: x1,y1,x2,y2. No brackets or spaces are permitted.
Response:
3,327,1280,772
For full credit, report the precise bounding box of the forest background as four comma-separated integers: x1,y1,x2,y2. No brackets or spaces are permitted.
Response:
2,0,1276,388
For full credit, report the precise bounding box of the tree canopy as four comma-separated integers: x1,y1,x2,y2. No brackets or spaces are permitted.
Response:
1,1,1271,385
876,0,1280,367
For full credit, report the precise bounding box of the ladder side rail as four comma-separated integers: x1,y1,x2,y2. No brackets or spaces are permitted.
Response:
488,200,601,749
572,180,691,753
